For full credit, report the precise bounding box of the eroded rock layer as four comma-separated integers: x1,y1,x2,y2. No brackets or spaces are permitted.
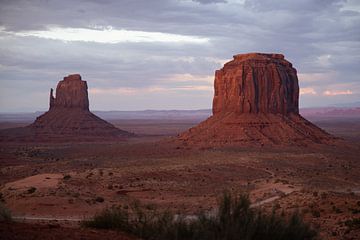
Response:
178,53,337,147
213,53,299,115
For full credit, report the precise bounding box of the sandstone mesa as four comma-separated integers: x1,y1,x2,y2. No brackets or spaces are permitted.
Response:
177,53,338,147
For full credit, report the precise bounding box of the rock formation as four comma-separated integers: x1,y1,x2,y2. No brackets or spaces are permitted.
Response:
28,74,132,140
177,53,337,147
49,74,89,110
213,53,299,115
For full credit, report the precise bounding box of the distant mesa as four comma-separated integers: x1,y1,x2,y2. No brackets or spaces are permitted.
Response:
0,74,133,142
27,74,133,140
177,53,338,147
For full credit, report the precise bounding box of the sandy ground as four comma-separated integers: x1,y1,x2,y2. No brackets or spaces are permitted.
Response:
1,117,360,239
0,222,136,240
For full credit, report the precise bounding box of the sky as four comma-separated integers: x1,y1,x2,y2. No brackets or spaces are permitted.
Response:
0,0,359,112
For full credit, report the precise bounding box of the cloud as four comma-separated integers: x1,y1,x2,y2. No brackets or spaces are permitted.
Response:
89,87,138,95
175,85,213,91
316,54,332,67
3,26,209,44
297,71,340,89
89,85,213,96
0,0,359,111
89,87,169,96
298,72,336,83
340,0,360,12
323,90,353,96
165,73,213,83
300,88,317,95
191,0,227,4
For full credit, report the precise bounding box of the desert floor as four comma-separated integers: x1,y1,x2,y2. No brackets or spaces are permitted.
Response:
1,116,360,239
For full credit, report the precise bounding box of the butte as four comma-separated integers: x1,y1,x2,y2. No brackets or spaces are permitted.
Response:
26,74,132,141
177,53,338,147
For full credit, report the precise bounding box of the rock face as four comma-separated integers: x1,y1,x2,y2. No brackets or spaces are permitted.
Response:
213,53,299,115
49,74,89,110
178,53,337,147
28,74,132,140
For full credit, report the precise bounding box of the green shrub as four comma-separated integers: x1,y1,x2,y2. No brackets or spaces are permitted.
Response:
82,192,317,240
0,203,12,222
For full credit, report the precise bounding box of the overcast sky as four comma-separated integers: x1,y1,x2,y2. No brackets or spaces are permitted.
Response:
0,0,359,112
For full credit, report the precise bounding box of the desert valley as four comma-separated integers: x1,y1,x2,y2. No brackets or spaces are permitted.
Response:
1,1,360,239
1,53,360,240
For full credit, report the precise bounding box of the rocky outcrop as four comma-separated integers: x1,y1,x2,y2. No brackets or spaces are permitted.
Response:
49,74,89,110
177,53,338,147
27,74,133,141
213,53,299,115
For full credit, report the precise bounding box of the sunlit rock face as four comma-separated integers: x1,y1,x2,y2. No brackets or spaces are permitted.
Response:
29,74,132,140
213,53,299,115
177,53,338,148
49,74,89,110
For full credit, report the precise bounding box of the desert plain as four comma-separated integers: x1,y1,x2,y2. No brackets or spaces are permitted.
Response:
0,110,360,240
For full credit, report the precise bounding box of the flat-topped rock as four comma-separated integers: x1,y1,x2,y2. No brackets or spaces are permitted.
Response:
213,53,298,115
50,74,89,110
176,53,338,147
232,53,285,61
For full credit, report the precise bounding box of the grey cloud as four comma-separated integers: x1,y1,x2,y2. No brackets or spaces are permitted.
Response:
0,0,359,111
191,0,227,4
244,0,345,12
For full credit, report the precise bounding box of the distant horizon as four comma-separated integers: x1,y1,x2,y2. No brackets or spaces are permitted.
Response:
1,82,359,112
1,102,360,114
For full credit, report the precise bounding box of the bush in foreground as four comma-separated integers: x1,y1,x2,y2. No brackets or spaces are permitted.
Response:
82,193,317,240
0,202,12,222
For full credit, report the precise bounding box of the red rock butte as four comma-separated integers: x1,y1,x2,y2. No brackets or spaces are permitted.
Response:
49,74,90,110
177,53,337,147
28,74,132,140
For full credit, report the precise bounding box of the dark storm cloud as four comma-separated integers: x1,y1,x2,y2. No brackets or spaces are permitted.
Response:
0,0,359,111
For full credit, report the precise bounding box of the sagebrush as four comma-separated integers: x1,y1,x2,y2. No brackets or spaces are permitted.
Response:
82,192,317,240
0,203,12,222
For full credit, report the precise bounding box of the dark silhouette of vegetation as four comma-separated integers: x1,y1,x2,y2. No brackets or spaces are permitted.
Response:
345,218,360,230
82,192,317,240
26,187,36,194
0,203,12,222
63,174,71,180
95,196,105,203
